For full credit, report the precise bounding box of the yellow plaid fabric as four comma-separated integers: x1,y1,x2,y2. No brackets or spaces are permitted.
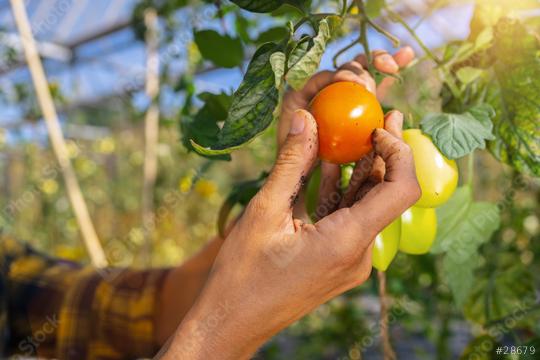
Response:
0,236,170,359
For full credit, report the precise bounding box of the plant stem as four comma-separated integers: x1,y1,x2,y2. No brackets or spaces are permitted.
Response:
467,151,475,189
377,271,396,360
387,9,442,64
293,16,310,32
332,36,360,68
364,17,400,47
355,0,374,75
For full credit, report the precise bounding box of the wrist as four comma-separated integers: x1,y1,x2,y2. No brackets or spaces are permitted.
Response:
160,273,276,359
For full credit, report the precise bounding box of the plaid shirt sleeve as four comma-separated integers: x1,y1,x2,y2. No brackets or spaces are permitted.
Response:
0,236,170,360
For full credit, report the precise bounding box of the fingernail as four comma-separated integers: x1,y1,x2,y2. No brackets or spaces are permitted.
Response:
378,54,398,72
290,110,306,135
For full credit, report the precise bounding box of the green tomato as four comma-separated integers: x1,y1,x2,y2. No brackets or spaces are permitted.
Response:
399,206,437,254
340,163,354,190
372,217,401,271
403,129,458,208
305,165,321,221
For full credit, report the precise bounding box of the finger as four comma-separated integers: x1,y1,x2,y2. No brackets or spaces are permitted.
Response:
373,52,399,74
279,71,335,147
340,109,402,207
252,109,319,217
315,161,341,220
350,110,403,202
338,60,366,75
355,50,399,74
333,68,376,94
354,155,385,202
319,113,420,240
393,46,415,68
384,110,404,139
339,152,375,208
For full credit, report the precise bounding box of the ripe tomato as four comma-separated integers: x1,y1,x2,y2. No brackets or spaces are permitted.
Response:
310,81,384,164
403,129,458,208
399,206,437,254
372,217,401,271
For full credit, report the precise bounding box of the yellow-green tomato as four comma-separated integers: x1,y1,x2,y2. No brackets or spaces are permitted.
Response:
372,217,401,271
403,129,458,208
399,206,437,255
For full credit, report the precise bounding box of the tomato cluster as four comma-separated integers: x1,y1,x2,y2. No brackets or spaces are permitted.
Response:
372,129,457,271
309,82,459,271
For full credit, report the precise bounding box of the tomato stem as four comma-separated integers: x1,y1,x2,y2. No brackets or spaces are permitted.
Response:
386,9,442,65
467,151,475,189
377,270,396,360
355,0,375,75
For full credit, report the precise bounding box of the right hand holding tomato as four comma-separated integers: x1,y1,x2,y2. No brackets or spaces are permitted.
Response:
278,47,458,272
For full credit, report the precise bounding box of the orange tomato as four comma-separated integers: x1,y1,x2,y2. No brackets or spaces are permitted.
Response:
309,81,384,164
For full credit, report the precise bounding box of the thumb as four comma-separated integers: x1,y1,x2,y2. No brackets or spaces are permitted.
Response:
253,109,319,217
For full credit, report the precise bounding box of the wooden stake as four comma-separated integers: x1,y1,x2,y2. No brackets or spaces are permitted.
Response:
10,0,107,268
141,8,160,265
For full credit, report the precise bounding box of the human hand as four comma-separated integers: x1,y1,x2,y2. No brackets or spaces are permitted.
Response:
278,47,415,221
162,108,420,360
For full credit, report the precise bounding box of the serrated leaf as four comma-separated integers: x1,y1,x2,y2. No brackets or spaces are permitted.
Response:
270,51,286,89
180,92,232,161
287,36,312,69
464,264,535,325
286,19,331,90
442,255,476,308
431,186,472,254
420,105,495,159
432,186,500,306
487,18,540,176
231,0,308,13
194,30,244,68
191,43,281,155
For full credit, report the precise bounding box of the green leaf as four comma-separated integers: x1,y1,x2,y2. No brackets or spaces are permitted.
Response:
431,186,500,306
456,66,484,84
286,19,331,90
194,30,244,68
431,186,472,254
180,92,232,160
459,335,497,360
255,26,289,44
487,18,540,176
191,43,281,155
365,0,385,18
464,264,535,325
217,172,268,236
231,0,308,13
235,15,252,43
287,36,313,69
420,105,495,159
270,51,286,89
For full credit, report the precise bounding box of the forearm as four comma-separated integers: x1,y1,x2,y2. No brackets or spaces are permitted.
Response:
158,276,277,360
154,235,225,345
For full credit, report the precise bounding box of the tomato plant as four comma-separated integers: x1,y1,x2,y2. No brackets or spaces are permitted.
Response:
310,81,384,164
